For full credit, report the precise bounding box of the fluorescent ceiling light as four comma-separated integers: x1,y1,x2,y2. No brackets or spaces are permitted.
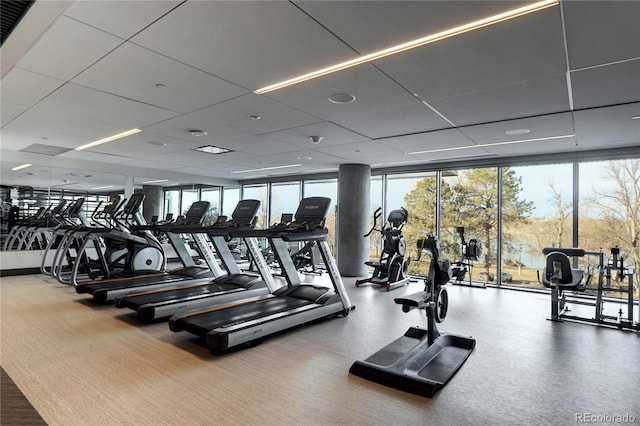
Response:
11,163,32,171
75,128,142,151
194,145,233,155
142,179,169,184
91,185,115,190
231,164,302,174
408,134,575,155
254,0,558,94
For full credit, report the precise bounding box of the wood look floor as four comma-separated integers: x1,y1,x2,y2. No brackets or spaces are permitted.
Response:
1,273,638,425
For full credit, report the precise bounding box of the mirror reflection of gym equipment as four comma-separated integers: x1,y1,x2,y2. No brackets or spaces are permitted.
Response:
356,207,411,291
541,246,638,331
450,226,485,288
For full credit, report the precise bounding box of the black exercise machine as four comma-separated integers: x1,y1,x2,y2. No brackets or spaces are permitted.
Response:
350,234,475,397
450,226,485,288
541,246,638,331
356,207,411,291
169,197,354,351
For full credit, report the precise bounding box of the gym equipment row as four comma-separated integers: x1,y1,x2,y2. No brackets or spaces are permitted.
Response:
3,199,87,251
34,196,478,398
541,247,639,331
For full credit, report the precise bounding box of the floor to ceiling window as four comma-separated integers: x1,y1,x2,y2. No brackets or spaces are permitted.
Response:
385,172,437,276
303,179,337,252
181,188,199,216
222,187,240,218
163,189,180,220
578,159,639,301
200,187,220,226
270,182,301,225
499,164,571,289
242,184,269,229
440,168,499,284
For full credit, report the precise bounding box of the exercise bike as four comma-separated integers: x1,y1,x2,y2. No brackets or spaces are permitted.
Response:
350,234,476,397
356,207,411,291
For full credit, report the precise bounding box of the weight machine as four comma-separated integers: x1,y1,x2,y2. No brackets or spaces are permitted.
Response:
541,246,638,331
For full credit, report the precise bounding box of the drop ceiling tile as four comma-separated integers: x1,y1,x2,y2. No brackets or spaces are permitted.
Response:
563,0,640,70
65,1,182,39
481,136,577,156
83,132,199,157
0,123,87,150
295,1,531,55
15,83,178,133
377,128,474,154
459,112,575,144
16,16,123,81
73,42,247,113
0,102,30,127
131,1,357,89
574,103,640,149
409,146,492,163
427,75,571,126
187,93,321,135
571,59,640,110
315,140,407,163
266,64,450,139
59,150,137,164
373,5,566,101
1,68,64,106
263,122,369,148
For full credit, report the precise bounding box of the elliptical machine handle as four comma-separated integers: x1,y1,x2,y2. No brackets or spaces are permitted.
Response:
363,207,382,237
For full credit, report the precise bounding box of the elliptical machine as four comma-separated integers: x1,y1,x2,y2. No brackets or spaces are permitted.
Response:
356,207,411,291
450,226,485,288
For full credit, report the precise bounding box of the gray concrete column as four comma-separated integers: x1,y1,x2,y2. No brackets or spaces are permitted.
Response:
141,185,163,223
337,163,370,277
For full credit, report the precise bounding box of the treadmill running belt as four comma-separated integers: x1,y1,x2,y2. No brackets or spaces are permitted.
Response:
173,297,313,337
120,282,242,309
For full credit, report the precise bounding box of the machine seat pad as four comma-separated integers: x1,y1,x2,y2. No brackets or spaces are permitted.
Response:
394,291,431,307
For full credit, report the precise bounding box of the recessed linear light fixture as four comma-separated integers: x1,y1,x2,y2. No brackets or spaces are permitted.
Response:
91,185,115,190
11,163,32,171
142,179,169,184
194,145,233,155
254,0,558,94
407,134,575,155
231,164,302,174
75,128,142,151
505,128,531,135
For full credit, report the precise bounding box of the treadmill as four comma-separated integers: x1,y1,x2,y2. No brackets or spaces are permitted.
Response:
75,200,221,303
169,196,354,351
114,199,276,321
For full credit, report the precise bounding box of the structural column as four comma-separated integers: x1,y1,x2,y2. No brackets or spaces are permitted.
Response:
337,163,370,277
141,185,163,223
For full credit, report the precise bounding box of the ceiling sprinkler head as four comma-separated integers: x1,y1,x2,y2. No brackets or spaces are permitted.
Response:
310,136,323,144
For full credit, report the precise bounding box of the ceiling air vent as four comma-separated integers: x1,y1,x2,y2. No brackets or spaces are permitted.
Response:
1,1,34,46
19,144,72,156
